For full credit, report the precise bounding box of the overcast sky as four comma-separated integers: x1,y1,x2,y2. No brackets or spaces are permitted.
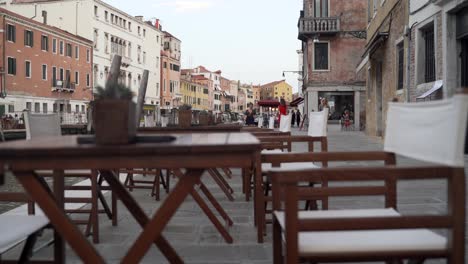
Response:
107,0,303,92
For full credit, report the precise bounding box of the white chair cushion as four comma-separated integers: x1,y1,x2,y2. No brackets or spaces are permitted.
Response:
0,215,49,254
274,209,447,255
263,162,320,172
261,149,284,154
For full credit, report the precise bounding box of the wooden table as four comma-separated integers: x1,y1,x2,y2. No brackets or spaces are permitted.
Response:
0,133,261,263
138,124,242,133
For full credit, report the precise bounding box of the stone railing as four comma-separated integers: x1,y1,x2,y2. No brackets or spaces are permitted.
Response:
298,17,340,36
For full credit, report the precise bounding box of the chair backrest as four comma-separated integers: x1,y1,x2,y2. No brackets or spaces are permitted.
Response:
144,115,155,127
279,114,291,132
24,111,61,140
308,108,328,137
269,116,275,129
384,94,468,167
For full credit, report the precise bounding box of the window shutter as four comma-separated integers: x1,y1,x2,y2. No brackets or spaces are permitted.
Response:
24,30,27,46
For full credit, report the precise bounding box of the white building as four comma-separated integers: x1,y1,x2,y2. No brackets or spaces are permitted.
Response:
229,80,239,113
5,0,163,111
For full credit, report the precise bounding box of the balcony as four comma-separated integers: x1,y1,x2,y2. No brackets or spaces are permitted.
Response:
51,79,76,93
110,53,132,67
298,17,340,41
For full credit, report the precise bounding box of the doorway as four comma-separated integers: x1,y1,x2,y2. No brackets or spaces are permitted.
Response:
375,61,383,137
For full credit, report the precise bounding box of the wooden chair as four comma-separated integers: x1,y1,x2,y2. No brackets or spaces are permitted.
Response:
0,180,54,263
24,111,116,243
269,93,468,263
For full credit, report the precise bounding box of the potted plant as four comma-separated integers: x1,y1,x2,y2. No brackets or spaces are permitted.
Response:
178,104,192,128
198,110,210,125
92,83,136,145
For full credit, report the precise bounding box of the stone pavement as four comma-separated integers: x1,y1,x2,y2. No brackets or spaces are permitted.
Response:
2,125,467,263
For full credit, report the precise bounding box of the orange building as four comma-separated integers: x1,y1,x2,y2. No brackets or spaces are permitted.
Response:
0,8,93,116
160,31,181,110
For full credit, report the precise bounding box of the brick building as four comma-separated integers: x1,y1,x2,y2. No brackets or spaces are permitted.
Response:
358,0,409,136
0,7,93,119
299,0,367,129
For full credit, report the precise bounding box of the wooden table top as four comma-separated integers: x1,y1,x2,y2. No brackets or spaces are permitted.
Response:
138,124,242,133
0,133,259,159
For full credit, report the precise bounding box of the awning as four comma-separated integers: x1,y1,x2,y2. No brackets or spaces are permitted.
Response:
355,32,389,73
290,97,304,107
257,100,280,107
356,54,369,73
214,85,221,91
225,91,232,96
417,80,443,99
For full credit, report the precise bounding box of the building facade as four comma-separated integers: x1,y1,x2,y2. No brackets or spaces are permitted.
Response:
229,80,239,113
160,31,181,110
6,0,163,113
180,77,209,111
237,88,246,112
359,0,409,136
219,76,232,112
0,8,93,119
259,80,293,102
239,83,254,108
299,0,367,128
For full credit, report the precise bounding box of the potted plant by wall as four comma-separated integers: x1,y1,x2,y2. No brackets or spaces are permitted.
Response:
199,110,210,125
92,83,136,145
178,104,192,128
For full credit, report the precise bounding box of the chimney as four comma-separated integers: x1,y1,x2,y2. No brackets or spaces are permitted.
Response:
135,16,143,21
42,10,47,24
155,19,160,29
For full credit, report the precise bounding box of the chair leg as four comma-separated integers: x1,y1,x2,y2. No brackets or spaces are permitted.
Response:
164,170,170,193
153,169,160,201
18,230,40,263
90,170,99,243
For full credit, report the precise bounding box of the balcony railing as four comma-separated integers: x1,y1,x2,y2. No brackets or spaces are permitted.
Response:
298,17,340,40
51,79,76,92
110,53,132,67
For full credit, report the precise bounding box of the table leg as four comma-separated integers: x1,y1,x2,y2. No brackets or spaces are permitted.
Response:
91,170,99,243
120,169,205,264
13,171,104,263
173,169,233,242
53,170,65,262
254,151,264,243
100,170,185,264
208,169,234,201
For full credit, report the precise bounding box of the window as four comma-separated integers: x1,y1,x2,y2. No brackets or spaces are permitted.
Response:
111,14,114,23
7,57,16,75
66,43,72,57
86,74,90,87
7,24,15,42
314,0,328,17
94,5,98,17
24,30,33,47
59,40,64,55
105,11,108,21
138,26,141,35
42,65,47,80
397,42,404,90
128,22,132,31
143,51,146,64
24,61,31,78
143,29,146,37
52,39,57,53
34,103,40,113
462,38,468,87
41,35,48,51
26,102,32,111
43,103,48,113
93,29,98,49
75,105,79,113
75,46,79,59
52,66,57,85
313,42,329,70
75,71,79,85
59,68,64,81
422,24,435,83
86,49,90,63
81,105,85,113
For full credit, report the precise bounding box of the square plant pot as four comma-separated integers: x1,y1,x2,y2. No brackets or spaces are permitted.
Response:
178,110,192,128
92,99,136,145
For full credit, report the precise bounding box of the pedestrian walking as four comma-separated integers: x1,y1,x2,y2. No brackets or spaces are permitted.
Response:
296,109,301,127
244,103,255,126
278,98,287,123
291,110,296,127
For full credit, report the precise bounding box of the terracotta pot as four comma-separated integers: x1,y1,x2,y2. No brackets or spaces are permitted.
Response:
178,110,192,128
92,99,136,145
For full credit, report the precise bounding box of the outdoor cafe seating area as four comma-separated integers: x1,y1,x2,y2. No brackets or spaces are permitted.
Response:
0,60,467,263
